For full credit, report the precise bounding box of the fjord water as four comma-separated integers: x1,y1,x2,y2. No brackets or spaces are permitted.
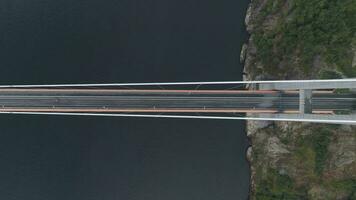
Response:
0,0,250,199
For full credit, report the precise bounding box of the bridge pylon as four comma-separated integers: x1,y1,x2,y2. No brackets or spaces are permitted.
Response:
249,79,356,125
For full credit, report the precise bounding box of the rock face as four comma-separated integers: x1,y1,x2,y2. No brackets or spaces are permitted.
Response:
246,146,253,162
266,136,289,156
245,4,253,32
308,185,349,200
326,131,356,179
265,136,290,167
335,151,355,167
240,43,248,63
246,120,271,137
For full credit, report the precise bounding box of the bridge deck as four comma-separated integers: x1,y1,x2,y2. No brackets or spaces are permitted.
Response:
0,88,353,114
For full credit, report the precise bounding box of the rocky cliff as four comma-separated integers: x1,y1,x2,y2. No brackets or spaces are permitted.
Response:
242,0,356,199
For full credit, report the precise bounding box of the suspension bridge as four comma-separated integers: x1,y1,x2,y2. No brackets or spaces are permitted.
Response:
0,79,355,124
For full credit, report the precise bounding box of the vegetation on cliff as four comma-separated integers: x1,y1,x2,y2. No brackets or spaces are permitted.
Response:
247,0,356,79
249,123,356,199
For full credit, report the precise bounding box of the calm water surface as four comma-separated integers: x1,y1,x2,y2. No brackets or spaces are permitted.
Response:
0,0,250,199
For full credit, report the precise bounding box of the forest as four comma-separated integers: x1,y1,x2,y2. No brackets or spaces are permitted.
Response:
252,0,356,77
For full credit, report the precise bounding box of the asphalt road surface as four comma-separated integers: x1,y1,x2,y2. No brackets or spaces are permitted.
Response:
0,89,354,114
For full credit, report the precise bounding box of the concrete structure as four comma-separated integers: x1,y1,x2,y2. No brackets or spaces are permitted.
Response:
299,89,312,114
256,79,356,90
255,79,356,125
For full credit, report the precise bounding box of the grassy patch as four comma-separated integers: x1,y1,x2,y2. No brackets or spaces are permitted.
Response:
318,69,343,79
334,88,352,94
297,127,333,175
328,179,356,199
255,168,307,199
311,129,332,175
259,0,284,19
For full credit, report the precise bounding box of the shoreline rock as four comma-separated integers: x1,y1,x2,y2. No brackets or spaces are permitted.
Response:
240,43,248,63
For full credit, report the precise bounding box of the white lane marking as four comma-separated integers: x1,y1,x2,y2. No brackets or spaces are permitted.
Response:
0,79,355,87
0,111,354,124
